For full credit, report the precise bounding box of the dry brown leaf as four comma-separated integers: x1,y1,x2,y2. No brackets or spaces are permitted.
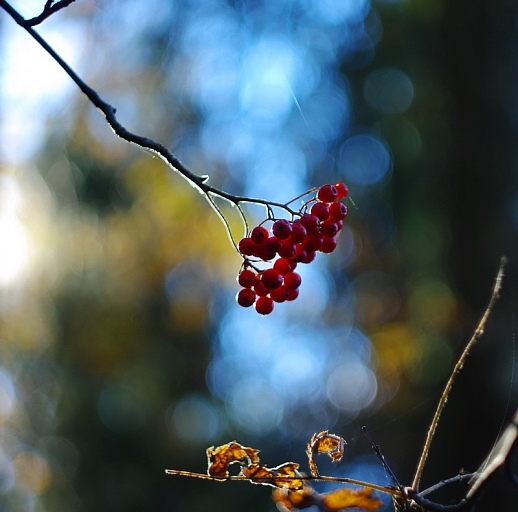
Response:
206,441,260,478
272,485,317,512
307,431,347,477
321,487,383,511
313,431,347,460
242,462,303,490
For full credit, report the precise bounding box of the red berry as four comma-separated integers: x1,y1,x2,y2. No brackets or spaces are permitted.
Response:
238,269,257,287
237,288,256,307
255,248,275,261
255,296,274,315
265,236,282,253
303,233,323,252
317,184,338,203
283,272,302,290
299,214,320,234
320,220,339,238
300,250,316,264
286,288,299,301
291,244,307,263
238,237,257,256
335,182,348,199
256,236,280,261
278,239,296,258
251,226,269,245
329,202,347,221
261,268,283,290
274,257,297,275
270,285,289,303
310,202,330,221
289,222,307,243
272,219,292,240
253,280,270,297
320,236,337,253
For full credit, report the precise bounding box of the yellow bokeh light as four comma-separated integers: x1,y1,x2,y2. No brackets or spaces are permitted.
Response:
13,452,52,492
0,213,28,286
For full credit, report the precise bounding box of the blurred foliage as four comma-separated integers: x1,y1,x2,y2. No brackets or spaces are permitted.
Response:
1,0,518,511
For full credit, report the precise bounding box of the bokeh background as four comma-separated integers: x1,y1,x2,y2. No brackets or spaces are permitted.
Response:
1,0,518,511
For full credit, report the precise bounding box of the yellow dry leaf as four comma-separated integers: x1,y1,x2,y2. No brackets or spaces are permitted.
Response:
307,431,347,477
206,441,260,478
242,462,303,490
321,487,383,511
312,431,347,461
272,485,316,512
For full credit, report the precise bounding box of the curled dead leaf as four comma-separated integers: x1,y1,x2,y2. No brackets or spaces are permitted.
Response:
241,462,303,490
307,431,347,477
206,441,260,479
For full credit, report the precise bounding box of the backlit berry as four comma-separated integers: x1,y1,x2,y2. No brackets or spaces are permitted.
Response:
238,237,257,256
253,280,270,297
237,288,256,307
270,285,289,303
256,237,280,261
329,201,347,221
320,220,339,238
303,233,323,252
289,223,307,243
272,219,292,240
335,182,348,199
286,288,299,301
320,236,337,253
251,226,269,245
317,184,338,203
299,214,320,234
283,272,302,290
261,268,283,290
265,236,282,253
278,239,296,258
300,250,316,264
238,269,257,287
291,244,307,263
310,202,330,221
274,257,297,275
255,296,274,315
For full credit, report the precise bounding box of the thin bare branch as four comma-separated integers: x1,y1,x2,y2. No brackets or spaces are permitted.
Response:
412,256,508,491
164,468,402,498
419,473,474,497
204,192,241,250
405,488,468,512
24,0,76,26
0,0,299,227
362,426,405,495
465,406,518,500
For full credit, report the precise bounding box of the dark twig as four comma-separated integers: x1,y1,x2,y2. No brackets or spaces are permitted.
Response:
25,0,76,27
412,256,507,491
405,488,468,512
420,473,474,497
465,406,518,500
362,426,405,493
0,0,299,241
164,469,402,498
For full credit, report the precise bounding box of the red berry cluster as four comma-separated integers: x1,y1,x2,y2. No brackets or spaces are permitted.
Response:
236,182,349,315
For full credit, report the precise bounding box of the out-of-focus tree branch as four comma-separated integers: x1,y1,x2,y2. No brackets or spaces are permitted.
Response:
0,0,300,248
24,0,76,26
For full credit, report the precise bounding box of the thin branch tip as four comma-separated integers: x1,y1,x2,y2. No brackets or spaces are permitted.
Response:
24,0,77,26
412,258,508,491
